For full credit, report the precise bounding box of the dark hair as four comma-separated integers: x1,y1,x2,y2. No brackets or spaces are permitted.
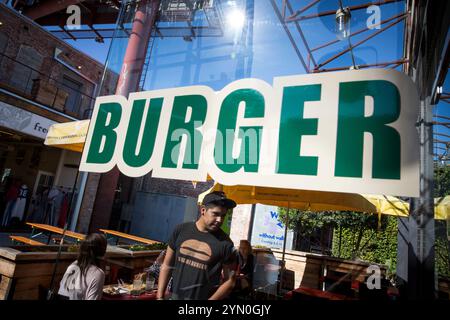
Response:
77,233,107,277
239,240,253,255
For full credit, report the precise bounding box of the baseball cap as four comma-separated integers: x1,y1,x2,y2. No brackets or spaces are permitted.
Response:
202,191,237,209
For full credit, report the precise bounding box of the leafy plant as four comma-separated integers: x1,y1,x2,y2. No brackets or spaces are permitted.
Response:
67,244,79,253
278,208,383,257
129,243,167,251
434,165,450,197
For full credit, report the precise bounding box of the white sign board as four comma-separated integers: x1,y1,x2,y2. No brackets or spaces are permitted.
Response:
250,204,293,250
0,101,56,140
80,70,420,196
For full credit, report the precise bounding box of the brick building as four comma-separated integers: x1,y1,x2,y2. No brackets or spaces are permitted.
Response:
0,3,115,230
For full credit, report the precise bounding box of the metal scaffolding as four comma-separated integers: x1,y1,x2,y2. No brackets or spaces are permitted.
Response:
13,0,224,41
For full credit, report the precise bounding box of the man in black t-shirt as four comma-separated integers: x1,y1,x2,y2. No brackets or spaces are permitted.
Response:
157,191,238,300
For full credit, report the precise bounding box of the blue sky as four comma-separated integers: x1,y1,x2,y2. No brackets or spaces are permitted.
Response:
140,0,406,90
65,0,405,86
65,38,111,64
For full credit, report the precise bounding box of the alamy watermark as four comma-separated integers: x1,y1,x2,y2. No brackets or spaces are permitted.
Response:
66,5,81,30
366,5,381,30
366,264,382,289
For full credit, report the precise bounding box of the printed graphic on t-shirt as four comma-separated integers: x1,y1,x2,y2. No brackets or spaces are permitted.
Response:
178,239,212,270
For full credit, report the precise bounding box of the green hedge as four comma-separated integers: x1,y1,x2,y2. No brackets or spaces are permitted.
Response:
331,216,450,277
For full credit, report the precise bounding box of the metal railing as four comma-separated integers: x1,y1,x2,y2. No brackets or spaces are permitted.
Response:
0,52,96,119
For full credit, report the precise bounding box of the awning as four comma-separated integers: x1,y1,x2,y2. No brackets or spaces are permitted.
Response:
44,120,90,152
199,183,447,220
198,184,409,217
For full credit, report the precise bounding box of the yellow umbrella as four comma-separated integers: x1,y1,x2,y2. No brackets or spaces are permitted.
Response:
44,119,90,152
435,196,449,220
199,184,450,220
198,184,410,217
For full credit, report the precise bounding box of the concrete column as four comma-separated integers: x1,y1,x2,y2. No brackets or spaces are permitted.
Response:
53,149,66,187
230,204,253,246
89,0,160,232
397,98,436,299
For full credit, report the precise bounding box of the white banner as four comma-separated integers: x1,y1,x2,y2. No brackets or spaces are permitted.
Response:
0,101,56,140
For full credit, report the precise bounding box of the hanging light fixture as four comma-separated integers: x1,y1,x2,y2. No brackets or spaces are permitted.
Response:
335,1,358,70
335,5,351,40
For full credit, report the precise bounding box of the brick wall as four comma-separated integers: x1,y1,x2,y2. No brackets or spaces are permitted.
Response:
143,176,214,198
0,3,116,120
0,4,105,85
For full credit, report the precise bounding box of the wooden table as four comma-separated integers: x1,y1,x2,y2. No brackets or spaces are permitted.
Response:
99,229,160,245
27,222,85,244
102,289,158,300
284,286,355,301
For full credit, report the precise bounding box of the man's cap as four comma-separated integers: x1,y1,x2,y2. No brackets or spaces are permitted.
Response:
202,191,237,209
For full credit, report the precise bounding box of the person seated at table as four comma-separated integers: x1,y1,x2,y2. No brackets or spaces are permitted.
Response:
230,240,254,299
146,249,172,291
58,233,107,300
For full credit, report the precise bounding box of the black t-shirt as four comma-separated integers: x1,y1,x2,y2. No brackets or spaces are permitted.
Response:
168,222,237,300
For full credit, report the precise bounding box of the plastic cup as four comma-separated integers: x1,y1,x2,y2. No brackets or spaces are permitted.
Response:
146,276,155,292
131,279,143,296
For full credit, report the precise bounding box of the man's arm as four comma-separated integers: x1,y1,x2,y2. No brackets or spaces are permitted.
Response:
157,247,175,300
208,263,237,300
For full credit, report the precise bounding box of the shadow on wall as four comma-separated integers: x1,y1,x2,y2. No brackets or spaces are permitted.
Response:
129,192,198,243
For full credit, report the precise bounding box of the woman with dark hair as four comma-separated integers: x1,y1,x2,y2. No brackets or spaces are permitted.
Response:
58,233,107,300
230,240,254,299
237,240,254,291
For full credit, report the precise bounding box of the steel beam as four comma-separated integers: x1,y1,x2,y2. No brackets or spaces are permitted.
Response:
22,0,87,20
285,0,317,68
434,114,450,121
434,132,450,139
316,16,406,69
285,0,321,21
310,12,407,53
287,0,403,22
315,59,407,72
269,0,309,73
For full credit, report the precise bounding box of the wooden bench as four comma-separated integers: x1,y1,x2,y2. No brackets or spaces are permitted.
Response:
284,286,354,301
26,222,85,244
10,235,45,246
99,229,160,245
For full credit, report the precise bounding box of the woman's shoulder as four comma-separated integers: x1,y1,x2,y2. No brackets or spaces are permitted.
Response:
87,264,105,277
65,261,80,272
